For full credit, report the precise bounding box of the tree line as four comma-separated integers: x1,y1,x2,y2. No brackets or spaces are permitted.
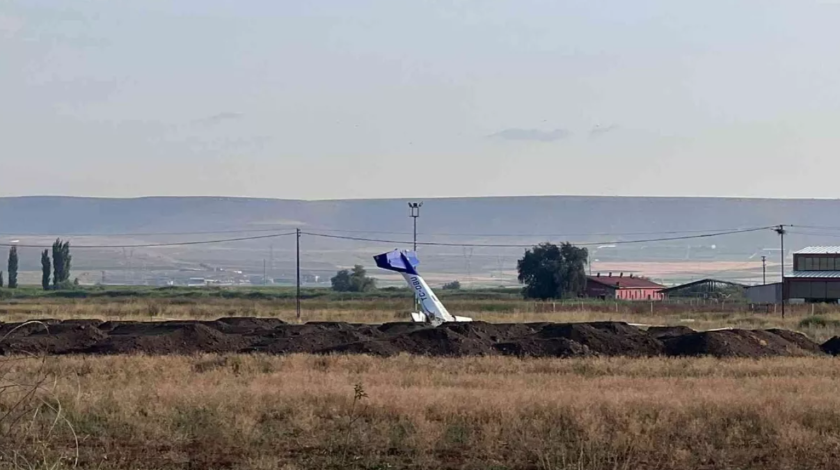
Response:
0,239,75,290
328,242,588,300
3,239,586,297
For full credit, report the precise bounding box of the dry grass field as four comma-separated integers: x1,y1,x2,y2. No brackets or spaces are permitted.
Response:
3,297,840,469
3,354,840,469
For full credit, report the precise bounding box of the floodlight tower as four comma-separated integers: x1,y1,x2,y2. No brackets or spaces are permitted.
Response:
409,202,423,251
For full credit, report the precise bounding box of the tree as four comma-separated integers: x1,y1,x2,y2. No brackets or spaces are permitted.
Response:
442,280,461,290
331,269,352,292
331,265,377,292
517,242,588,300
52,239,72,287
7,246,18,288
41,249,51,290
349,265,376,292
0,271,3,288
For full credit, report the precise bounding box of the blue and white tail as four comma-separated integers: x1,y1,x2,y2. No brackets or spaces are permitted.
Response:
374,249,472,325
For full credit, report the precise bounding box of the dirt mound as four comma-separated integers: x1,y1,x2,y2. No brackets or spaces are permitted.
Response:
382,327,496,356
536,322,665,357
663,329,822,358
250,323,382,354
0,318,830,359
821,337,840,355
441,321,540,342
646,325,696,340
85,323,252,355
376,322,428,336
213,317,286,334
767,329,824,354
0,322,108,355
494,337,592,358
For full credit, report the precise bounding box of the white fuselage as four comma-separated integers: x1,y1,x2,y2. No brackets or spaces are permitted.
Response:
402,273,456,323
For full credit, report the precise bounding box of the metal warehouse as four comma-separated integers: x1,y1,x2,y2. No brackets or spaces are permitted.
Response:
786,246,840,303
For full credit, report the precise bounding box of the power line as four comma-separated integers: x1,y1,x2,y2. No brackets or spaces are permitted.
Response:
0,225,778,239
0,227,299,237
0,232,297,249
301,226,775,248
786,230,840,239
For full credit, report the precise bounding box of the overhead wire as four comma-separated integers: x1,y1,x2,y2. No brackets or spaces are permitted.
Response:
0,225,778,251
0,225,780,239
301,226,776,248
0,232,298,249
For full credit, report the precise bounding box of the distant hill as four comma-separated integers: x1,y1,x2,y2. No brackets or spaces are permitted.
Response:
1,195,838,286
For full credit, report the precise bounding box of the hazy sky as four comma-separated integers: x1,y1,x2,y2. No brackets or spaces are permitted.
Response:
2,1,840,200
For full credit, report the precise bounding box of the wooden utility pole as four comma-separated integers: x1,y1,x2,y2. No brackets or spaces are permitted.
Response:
296,228,301,320
762,255,767,285
775,225,786,319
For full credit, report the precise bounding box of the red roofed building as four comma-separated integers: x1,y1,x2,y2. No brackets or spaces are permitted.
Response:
585,273,665,301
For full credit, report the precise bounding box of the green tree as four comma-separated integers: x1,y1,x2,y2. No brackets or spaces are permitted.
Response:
52,239,72,287
0,271,3,288
41,249,51,290
349,265,376,292
517,242,588,300
331,269,352,292
7,246,18,288
442,280,461,290
331,265,377,292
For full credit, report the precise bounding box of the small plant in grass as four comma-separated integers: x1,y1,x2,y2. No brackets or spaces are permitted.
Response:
340,382,369,464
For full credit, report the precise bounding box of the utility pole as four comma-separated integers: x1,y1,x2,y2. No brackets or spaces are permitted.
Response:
761,255,767,285
263,259,267,286
775,225,786,318
408,202,423,314
296,228,301,320
408,202,423,252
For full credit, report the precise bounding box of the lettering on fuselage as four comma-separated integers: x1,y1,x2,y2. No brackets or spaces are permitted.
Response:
410,276,428,300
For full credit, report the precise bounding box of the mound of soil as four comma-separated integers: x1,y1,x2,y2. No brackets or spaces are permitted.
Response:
441,321,540,343
0,318,829,359
251,327,380,354
646,325,696,340
494,337,592,358
662,329,822,358
821,336,840,355
0,321,108,355
213,317,286,334
536,322,665,357
85,323,253,355
382,327,496,357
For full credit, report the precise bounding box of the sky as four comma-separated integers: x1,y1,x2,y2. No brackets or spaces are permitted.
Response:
1,0,840,200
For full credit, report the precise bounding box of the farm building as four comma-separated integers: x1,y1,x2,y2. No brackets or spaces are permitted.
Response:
660,279,745,300
585,273,665,301
785,247,840,303
746,283,783,305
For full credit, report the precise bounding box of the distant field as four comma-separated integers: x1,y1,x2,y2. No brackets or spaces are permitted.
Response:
3,354,840,469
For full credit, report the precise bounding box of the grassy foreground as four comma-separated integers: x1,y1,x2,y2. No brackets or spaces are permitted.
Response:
3,354,840,469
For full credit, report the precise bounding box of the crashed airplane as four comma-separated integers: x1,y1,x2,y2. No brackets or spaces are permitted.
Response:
374,249,473,325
